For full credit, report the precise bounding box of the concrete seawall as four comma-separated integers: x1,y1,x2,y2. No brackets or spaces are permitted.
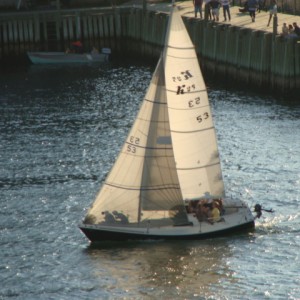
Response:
0,4,299,91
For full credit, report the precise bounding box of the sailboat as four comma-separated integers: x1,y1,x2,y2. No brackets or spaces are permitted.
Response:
79,4,255,242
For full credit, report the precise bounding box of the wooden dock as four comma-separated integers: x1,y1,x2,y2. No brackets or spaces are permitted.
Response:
146,1,300,33
0,2,299,91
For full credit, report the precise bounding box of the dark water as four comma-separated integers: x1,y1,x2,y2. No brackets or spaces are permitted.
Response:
0,61,299,299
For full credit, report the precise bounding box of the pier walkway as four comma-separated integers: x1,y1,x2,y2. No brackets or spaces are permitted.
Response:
1,1,299,91
137,1,300,35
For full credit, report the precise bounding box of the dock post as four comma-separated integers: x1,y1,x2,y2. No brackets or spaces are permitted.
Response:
204,2,211,21
75,12,81,40
273,15,278,36
143,0,147,13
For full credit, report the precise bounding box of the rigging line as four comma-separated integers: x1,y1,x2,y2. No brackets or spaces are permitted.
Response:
176,161,221,171
244,188,256,209
104,182,181,191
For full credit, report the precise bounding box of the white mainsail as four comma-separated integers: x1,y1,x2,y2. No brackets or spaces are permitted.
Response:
163,7,225,201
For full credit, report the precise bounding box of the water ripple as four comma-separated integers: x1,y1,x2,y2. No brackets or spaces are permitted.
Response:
1,63,299,299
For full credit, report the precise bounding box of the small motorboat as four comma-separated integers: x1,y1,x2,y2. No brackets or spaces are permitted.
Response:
27,48,111,64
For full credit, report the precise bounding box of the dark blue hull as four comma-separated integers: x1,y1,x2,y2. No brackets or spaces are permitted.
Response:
79,221,255,242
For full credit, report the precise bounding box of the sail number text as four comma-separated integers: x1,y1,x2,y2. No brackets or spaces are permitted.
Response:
127,136,140,153
196,112,209,123
188,96,201,107
176,84,196,95
171,70,198,95
172,70,193,82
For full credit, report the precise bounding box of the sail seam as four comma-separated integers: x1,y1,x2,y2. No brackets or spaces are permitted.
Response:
144,98,167,105
104,182,180,191
171,126,214,134
176,161,220,171
124,141,173,150
168,104,210,111
165,45,195,50
165,88,207,95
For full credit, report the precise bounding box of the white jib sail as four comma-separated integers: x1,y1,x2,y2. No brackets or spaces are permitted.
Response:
85,57,185,225
163,6,225,201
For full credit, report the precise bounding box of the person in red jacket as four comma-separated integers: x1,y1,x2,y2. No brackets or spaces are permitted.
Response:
71,41,83,53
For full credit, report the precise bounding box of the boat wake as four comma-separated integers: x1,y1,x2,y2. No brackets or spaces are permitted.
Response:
254,212,300,235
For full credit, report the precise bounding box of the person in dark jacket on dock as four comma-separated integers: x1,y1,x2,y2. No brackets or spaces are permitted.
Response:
210,0,221,21
293,22,300,37
248,0,258,22
193,0,204,18
204,0,212,20
267,0,277,27
257,0,265,12
221,0,231,21
239,1,248,13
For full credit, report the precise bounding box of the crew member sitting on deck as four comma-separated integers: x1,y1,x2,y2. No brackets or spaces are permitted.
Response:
214,198,225,215
196,201,211,222
209,201,221,224
112,211,129,224
102,211,116,224
188,200,199,214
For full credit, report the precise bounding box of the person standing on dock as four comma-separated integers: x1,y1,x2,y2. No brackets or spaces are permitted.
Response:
248,0,258,22
257,0,265,12
210,0,221,22
193,0,204,18
281,23,289,37
293,22,300,37
267,0,277,27
221,0,231,22
204,0,212,20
